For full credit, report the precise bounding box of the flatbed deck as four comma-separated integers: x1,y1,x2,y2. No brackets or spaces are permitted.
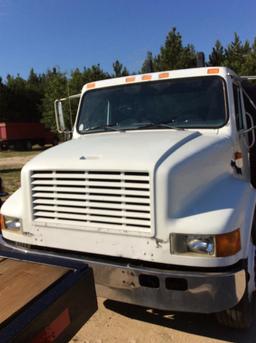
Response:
0,258,69,324
0,239,97,343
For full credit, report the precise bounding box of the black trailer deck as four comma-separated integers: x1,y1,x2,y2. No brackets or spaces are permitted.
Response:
0,239,97,343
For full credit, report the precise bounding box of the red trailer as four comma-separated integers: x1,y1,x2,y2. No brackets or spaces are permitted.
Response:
0,122,58,150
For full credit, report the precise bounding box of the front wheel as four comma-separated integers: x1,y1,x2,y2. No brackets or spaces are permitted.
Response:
216,242,256,329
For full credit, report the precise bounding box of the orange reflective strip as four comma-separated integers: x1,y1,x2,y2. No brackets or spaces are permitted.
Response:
207,68,219,74
159,72,169,79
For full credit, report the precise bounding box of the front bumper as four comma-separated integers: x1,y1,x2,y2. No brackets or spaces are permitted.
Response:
93,262,246,313
0,236,246,314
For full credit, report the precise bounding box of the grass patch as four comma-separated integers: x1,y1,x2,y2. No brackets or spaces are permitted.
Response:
0,146,44,159
0,151,36,159
1,169,21,196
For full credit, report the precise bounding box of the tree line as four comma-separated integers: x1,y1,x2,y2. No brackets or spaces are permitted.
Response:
0,27,256,130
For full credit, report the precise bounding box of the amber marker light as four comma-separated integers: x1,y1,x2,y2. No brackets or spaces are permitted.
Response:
159,72,169,79
207,68,220,75
126,76,136,83
0,214,5,231
141,74,152,81
215,229,241,257
86,82,96,90
234,151,243,160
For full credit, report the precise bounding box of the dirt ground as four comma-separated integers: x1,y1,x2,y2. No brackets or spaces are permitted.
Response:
1,152,256,343
73,298,256,343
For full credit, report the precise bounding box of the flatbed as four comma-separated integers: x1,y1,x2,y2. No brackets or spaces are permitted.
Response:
0,240,97,343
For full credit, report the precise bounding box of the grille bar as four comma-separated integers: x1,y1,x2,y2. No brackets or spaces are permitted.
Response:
31,170,152,233
32,186,150,197
32,192,150,204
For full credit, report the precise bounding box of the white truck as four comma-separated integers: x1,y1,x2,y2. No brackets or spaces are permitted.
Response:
1,67,256,329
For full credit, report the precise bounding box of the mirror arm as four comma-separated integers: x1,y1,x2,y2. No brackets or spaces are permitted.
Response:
239,112,256,149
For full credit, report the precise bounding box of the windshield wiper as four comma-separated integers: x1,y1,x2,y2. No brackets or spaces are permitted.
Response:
83,125,124,133
135,122,183,130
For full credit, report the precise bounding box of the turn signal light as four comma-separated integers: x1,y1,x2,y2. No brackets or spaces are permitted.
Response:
215,229,241,257
0,214,4,232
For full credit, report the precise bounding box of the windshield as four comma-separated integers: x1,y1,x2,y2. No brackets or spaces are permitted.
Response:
77,76,227,133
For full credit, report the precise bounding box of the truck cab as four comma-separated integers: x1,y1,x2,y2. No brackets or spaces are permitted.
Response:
2,67,256,328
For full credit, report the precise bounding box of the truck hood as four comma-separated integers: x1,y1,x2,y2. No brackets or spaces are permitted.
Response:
24,130,201,172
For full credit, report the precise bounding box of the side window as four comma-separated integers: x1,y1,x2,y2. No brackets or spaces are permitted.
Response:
243,91,256,120
243,91,256,149
233,84,244,130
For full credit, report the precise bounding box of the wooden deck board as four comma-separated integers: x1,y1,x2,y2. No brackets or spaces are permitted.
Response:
0,259,69,324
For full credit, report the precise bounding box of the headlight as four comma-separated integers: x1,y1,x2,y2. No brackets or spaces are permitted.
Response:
171,234,215,256
170,229,241,257
2,216,22,231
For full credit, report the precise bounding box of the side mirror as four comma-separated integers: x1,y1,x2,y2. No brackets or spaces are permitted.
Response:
54,100,66,133
54,93,81,135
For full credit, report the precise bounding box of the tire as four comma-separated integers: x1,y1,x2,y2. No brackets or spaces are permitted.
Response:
53,137,59,146
216,236,256,330
216,289,255,329
25,141,32,151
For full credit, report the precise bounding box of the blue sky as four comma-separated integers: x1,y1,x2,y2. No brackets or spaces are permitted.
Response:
0,0,255,79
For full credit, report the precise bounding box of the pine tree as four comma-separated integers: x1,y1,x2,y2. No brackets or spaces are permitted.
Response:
224,33,251,74
241,37,256,76
154,27,197,71
208,40,225,66
141,52,154,73
112,60,129,77
41,68,68,130
83,64,110,83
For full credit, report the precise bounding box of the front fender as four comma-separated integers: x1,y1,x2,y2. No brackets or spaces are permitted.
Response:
170,175,256,264
1,188,22,219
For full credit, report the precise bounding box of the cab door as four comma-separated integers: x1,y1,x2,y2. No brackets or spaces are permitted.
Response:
232,82,250,179
241,88,256,187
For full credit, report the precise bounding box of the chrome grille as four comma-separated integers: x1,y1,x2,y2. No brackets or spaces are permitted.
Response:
31,170,152,233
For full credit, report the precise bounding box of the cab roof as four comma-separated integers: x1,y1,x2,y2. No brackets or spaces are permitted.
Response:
81,67,238,94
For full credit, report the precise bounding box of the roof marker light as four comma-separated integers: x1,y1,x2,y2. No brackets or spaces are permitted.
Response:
126,76,136,83
159,72,169,79
142,74,152,81
86,82,96,89
207,68,219,75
